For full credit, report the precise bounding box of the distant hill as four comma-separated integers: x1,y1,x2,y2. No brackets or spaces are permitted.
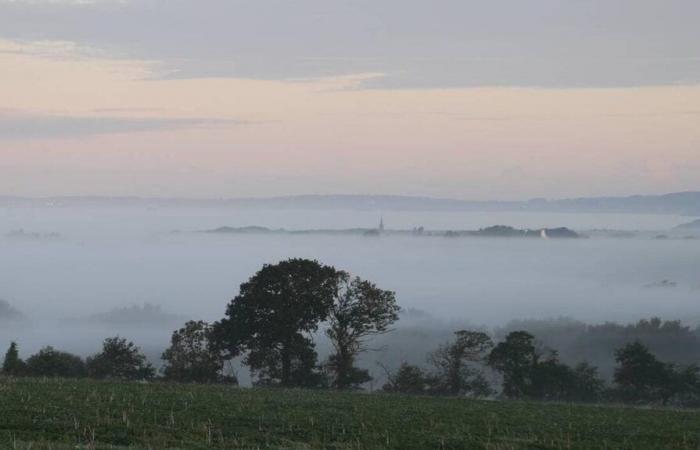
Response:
1,191,699,215
78,304,184,326
0,299,26,322
676,218,700,229
538,191,700,215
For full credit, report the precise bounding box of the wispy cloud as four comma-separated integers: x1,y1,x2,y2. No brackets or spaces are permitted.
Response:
0,39,94,59
0,0,698,89
0,112,241,139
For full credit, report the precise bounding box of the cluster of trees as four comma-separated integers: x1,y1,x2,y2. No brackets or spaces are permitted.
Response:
2,337,154,380
383,330,494,397
383,330,700,406
3,258,700,408
210,259,400,389
2,259,400,390
497,316,700,374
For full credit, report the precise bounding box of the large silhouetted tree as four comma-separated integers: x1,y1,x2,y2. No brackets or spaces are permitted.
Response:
213,259,339,387
325,274,400,389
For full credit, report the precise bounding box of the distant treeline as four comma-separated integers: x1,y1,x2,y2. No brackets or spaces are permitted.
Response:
204,224,582,239
495,316,700,380
3,258,700,407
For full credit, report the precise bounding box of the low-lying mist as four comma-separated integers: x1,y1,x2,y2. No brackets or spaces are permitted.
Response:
1,205,698,385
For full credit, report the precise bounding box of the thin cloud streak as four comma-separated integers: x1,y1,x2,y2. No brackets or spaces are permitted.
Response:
0,113,242,139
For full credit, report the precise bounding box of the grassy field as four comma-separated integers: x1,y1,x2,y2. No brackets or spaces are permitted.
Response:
1,378,700,449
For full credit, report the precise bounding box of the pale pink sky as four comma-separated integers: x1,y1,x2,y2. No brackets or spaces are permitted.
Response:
1,1,699,199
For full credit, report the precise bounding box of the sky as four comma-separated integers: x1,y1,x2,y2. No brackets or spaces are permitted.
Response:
0,0,699,200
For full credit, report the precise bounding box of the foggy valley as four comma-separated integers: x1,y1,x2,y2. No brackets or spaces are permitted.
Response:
2,199,698,385
3,1,700,446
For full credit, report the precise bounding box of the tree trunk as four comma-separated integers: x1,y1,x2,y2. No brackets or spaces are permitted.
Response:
336,348,354,389
281,344,292,387
449,359,462,395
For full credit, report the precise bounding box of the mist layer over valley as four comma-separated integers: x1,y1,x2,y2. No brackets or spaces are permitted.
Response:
1,203,698,384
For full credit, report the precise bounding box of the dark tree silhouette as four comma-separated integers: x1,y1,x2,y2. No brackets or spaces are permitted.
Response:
86,337,155,380
614,341,673,403
326,274,399,389
488,331,538,398
429,330,493,396
382,363,433,394
246,333,324,387
570,362,607,402
2,341,25,375
670,364,700,406
529,351,575,400
488,331,599,401
25,347,86,378
162,320,235,384
213,259,339,387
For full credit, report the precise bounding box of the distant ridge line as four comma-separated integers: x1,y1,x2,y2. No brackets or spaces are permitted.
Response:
0,192,698,215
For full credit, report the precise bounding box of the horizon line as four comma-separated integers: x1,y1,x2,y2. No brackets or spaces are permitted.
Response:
0,190,698,204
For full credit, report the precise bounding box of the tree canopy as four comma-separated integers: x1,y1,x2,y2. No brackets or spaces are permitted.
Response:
213,258,340,387
326,274,399,389
162,320,235,384
429,330,494,396
488,331,538,398
2,341,25,376
86,337,155,380
25,347,86,378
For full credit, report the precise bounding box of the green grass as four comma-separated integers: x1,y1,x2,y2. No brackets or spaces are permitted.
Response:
1,378,700,449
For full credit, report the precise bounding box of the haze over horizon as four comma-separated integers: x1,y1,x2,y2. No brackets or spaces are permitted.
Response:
1,189,700,201
1,0,699,199
3,4,700,445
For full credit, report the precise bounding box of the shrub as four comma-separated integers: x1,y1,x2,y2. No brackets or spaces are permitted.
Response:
25,347,86,378
87,337,154,380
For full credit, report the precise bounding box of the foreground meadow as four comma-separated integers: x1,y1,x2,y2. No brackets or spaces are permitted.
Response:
1,377,699,449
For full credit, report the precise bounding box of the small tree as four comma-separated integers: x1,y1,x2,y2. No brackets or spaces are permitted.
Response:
489,332,600,401
614,341,673,403
488,331,538,398
529,352,575,401
429,330,493,396
87,337,154,380
325,274,400,389
162,320,235,384
2,341,25,376
382,363,433,395
213,259,339,387
25,347,86,378
670,364,700,407
468,371,495,398
570,362,606,402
